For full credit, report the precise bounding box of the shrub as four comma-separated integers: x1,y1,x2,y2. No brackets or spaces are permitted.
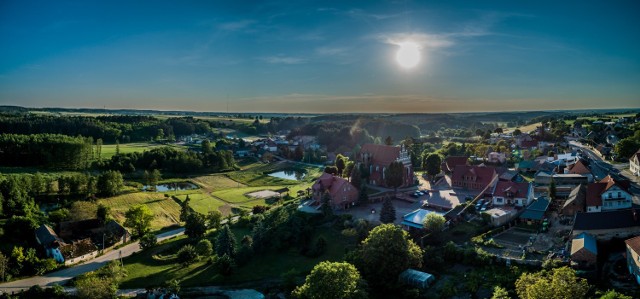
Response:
177,245,198,266
218,254,235,276
195,239,213,257
139,233,158,250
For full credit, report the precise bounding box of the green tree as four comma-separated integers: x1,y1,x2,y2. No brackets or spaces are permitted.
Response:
321,190,334,217
180,195,193,222
218,254,235,276
195,239,213,257
75,261,126,299
97,170,124,197
0,251,8,282
185,212,207,238
351,166,362,188
215,225,237,258
139,233,157,250
614,137,639,161
384,161,405,191
207,210,223,230
352,224,422,291
357,185,369,205
549,178,557,201
177,244,198,266
292,261,368,299
513,129,522,136
515,266,589,299
423,213,446,233
492,286,511,299
343,160,355,178
599,289,632,299
124,205,153,238
423,153,442,179
96,138,103,160
96,203,110,224
335,154,347,177
379,196,396,224
385,136,393,145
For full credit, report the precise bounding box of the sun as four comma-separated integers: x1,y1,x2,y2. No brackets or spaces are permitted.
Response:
395,41,421,69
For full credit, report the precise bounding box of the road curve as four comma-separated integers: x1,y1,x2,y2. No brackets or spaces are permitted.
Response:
0,227,185,294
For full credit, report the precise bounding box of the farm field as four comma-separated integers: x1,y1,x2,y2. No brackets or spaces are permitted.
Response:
98,192,182,230
100,142,188,159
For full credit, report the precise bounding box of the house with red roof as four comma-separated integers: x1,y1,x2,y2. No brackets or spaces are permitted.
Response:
586,175,633,213
491,180,533,207
564,159,594,182
441,156,469,173
312,173,359,210
450,164,498,192
355,143,413,188
630,149,640,176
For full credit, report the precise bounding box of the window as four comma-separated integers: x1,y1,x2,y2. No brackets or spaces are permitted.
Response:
608,193,612,199
618,192,621,198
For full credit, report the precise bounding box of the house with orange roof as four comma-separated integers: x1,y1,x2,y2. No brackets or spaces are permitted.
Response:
564,159,594,182
586,175,633,213
355,143,413,188
312,173,359,210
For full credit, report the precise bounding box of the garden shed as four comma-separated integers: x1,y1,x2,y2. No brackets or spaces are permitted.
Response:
399,269,435,289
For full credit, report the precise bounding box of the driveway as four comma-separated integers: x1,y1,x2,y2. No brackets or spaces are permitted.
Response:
0,228,185,294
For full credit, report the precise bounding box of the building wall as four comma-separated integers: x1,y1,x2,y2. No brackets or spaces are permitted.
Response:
571,249,597,269
573,227,640,240
601,189,633,211
626,245,640,285
586,205,602,213
631,157,640,176
64,250,99,266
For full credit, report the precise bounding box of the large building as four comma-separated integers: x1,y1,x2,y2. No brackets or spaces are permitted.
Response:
312,173,359,210
356,143,413,188
491,180,534,207
451,164,498,192
586,175,633,213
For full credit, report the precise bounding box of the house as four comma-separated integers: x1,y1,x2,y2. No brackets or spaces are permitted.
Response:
564,160,593,182
35,224,65,263
561,185,586,217
491,181,533,207
356,144,413,188
630,149,640,176
534,172,589,188
450,164,498,192
573,209,640,240
487,152,507,164
401,209,445,231
311,173,358,210
519,197,550,224
625,235,640,285
585,175,633,213
484,207,517,227
570,233,597,270
441,156,469,173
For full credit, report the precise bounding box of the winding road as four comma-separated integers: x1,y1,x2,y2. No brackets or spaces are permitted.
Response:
0,227,185,294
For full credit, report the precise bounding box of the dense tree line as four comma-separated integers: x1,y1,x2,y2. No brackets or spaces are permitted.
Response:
0,114,211,143
0,134,93,170
98,146,235,173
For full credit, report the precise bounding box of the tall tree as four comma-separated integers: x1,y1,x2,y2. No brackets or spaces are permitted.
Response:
124,205,153,238
184,212,207,238
423,213,446,234
357,185,369,205
549,178,557,201
0,251,8,282
292,261,368,299
215,225,237,258
423,153,442,179
180,195,193,222
384,136,393,145
321,191,334,217
515,266,589,299
96,138,103,160
335,154,346,177
384,161,405,191
350,165,362,188
207,210,223,230
379,196,396,224
97,170,123,197
96,203,110,224
350,224,422,291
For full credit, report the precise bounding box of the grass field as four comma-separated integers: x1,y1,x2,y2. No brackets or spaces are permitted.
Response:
192,175,245,191
119,226,350,288
98,192,182,230
225,162,323,187
100,142,187,159
173,192,228,216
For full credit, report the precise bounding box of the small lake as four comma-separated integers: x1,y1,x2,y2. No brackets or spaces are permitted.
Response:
268,169,306,181
143,182,199,192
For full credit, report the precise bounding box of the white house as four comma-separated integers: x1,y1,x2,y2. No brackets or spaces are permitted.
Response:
492,181,534,207
586,176,633,213
630,149,640,176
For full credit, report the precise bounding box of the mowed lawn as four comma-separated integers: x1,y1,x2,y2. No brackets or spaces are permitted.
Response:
173,192,227,216
100,142,187,159
192,175,245,191
119,227,351,288
98,192,182,230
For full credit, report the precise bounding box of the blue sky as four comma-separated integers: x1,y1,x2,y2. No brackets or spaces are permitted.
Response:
1,0,639,113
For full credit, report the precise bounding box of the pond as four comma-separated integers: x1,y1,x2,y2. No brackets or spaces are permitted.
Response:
268,169,306,181
143,182,199,192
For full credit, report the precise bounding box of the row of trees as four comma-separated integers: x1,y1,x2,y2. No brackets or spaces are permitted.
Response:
0,134,94,169
98,146,235,173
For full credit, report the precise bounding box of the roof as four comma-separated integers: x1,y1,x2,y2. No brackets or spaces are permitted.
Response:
442,156,469,172
517,160,535,169
401,209,445,229
35,224,64,247
520,197,550,220
399,269,434,288
630,149,640,162
571,233,597,256
451,165,497,188
563,184,586,210
360,143,402,166
586,176,631,207
626,235,640,255
567,160,591,175
312,173,357,200
493,181,530,198
573,209,640,231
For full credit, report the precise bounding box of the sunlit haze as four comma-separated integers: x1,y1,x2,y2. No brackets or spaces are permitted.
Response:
0,1,639,113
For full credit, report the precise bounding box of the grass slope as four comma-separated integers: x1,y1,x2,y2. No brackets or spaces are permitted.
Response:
99,192,182,230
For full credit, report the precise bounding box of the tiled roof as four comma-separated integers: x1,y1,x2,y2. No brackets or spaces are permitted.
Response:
586,183,607,207
443,156,468,172
35,224,64,247
493,181,530,198
451,165,497,188
571,232,597,255
567,160,591,175
360,143,402,166
626,235,640,255
520,197,550,221
574,209,640,231
563,184,586,210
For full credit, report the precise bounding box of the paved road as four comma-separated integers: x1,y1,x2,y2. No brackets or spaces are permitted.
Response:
0,228,185,294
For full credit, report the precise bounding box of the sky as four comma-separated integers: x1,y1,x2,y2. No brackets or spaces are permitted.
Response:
1,0,639,113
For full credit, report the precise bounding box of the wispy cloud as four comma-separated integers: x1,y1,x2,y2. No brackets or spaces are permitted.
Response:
218,20,255,32
345,8,406,20
261,55,307,64
315,46,349,56
378,33,454,49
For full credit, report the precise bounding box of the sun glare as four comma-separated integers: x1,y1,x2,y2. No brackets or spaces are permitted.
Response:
395,41,421,69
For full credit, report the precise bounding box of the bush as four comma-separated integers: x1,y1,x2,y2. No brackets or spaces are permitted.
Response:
176,245,198,266
195,239,213,257
217,254,235,276
139,233,158,250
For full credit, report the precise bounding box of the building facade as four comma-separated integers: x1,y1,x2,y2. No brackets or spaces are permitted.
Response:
356,144,413,188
